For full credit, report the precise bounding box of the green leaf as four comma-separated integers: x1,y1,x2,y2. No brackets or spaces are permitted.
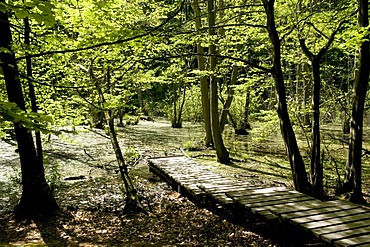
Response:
43,14,56,27
29,13,43,24
15,9,28,19
24,1,36,8
0,3,7,13
37,3,52,14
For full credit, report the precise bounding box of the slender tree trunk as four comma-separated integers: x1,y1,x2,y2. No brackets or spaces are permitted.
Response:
310,59,323,196
241,91,251,131
300,18,347,198
172,82,178,127
91,68,143,212
193,0,213,146
263,0,311,193
177,85,186,126
171,81,185,128
24,17,43,164
342,0,369,203
0,5,58,217
136,87,149,116
220,66,238,132
208,0,230,164
302,68,311,126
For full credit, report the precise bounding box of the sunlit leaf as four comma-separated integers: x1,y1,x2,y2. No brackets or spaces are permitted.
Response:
15,9,28,19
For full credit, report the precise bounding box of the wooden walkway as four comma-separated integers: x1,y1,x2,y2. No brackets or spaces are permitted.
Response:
148,156,370,247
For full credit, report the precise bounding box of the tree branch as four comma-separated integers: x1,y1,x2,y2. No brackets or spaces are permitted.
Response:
16,0,185,60
299,39,314,61
317,19,347,59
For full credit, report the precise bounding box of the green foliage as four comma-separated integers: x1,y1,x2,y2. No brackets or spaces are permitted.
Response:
0,101,58,134
44,158,62,191
250,110,279,142
183,140,203,151
124,115,139,126
124,146,140,165
181,85,203,123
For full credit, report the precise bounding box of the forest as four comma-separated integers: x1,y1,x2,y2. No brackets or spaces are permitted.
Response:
1,0,370,245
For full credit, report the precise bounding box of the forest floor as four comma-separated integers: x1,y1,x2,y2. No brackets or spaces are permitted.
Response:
0,118,366,246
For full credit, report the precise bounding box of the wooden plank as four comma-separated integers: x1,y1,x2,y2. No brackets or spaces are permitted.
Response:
229,190,301,201
200,185,261,193
300,213,370,230
180,179,227,186
206,188,264,197
211,194,234,204
199,182,251,188
290,208,368,225
252,197,318,213
311,218,370,237
238,195,315,210
354,241,370,247
320,225,370,243
281,204,360,219
334,234,370,247
226,187,289,197
236,192,309,205
268,200,354,216
257,209,279,220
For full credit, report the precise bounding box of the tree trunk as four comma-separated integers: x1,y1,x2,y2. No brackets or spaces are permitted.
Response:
171,82,185,128
171,81,179,127
342,0,369,203
193,0,213,146
208,0,230,164
263,0,311,193
302,66,311,127
220,65,238,132
92,68,143,212
24,16,43,164
177,85,186,126
136,87,149,116
310,58,324,196
0,5,58,218
239,90,251,133
300,17,348,199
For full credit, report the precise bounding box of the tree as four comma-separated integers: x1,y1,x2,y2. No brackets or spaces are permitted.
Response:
299,20,345,198
207,0,230,164
78,57,145,212
193,0,213,146
341,0,369,203
263,0,311,194
0,2,59,217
